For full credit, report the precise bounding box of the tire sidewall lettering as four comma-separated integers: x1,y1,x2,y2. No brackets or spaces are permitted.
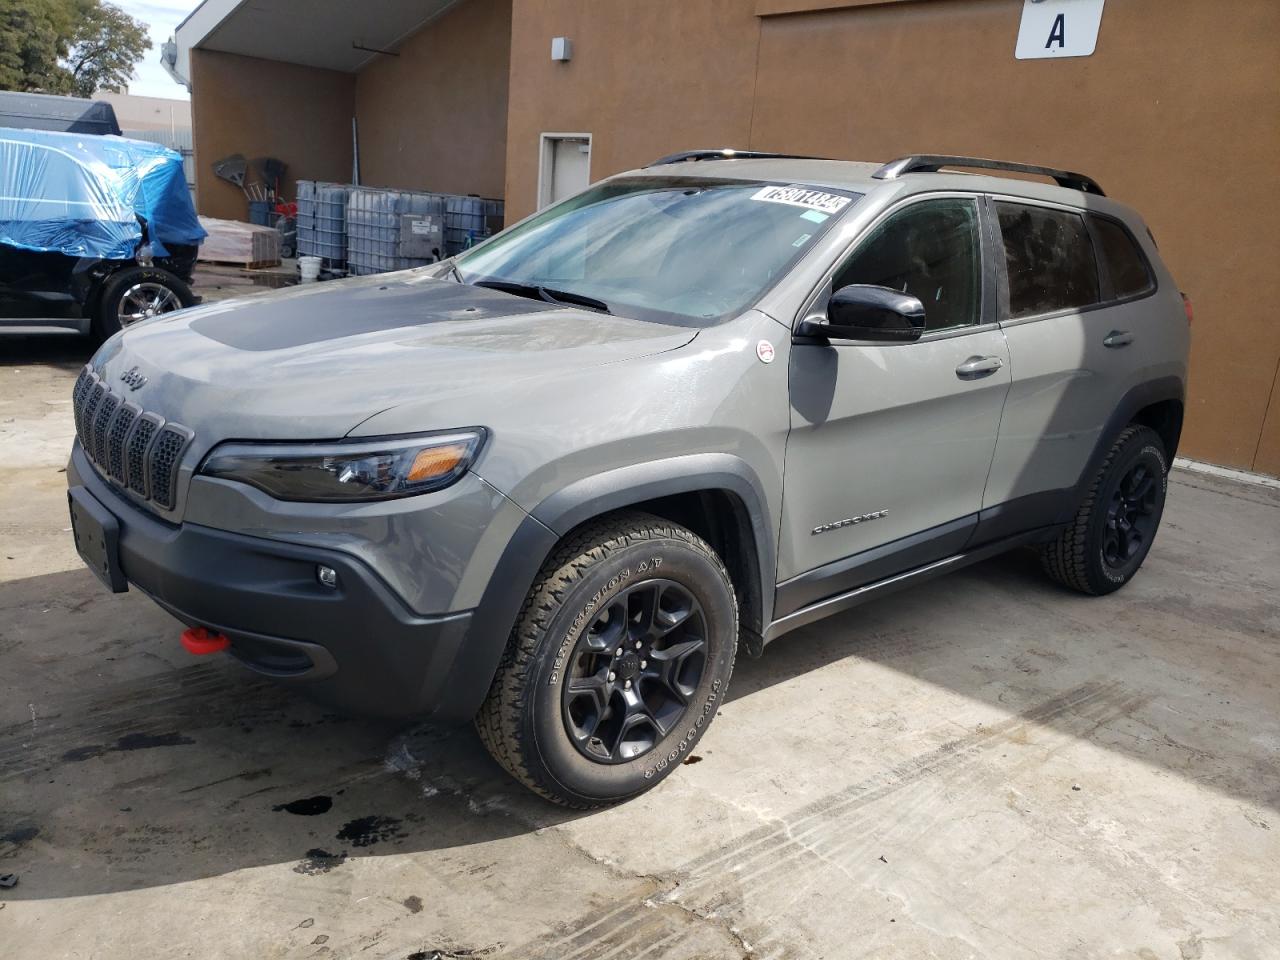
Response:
641,680,720,780
548,560,667,686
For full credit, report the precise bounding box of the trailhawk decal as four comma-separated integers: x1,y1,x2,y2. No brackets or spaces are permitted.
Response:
751,184,852,215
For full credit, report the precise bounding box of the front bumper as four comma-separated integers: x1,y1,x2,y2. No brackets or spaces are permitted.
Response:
68,442,489,720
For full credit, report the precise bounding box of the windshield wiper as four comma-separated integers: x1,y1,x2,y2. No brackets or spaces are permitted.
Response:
472,278,612,314
538,286,612,314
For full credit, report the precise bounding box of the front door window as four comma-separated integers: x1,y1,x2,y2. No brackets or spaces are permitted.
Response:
831,198,982,332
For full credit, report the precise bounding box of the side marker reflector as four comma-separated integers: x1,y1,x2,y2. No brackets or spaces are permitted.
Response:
181,627,231,655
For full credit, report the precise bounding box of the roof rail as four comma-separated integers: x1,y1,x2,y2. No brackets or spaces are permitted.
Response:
647,148,825,167
872,155,1105,196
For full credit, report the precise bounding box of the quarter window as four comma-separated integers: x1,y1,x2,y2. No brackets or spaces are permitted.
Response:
996,202,1099,317
831,198,982,332
1089,215,1154,299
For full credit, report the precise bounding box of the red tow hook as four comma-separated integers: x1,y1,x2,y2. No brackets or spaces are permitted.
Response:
181,627,231,655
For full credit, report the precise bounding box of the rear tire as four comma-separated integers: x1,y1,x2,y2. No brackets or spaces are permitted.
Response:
1040,425,1168,595
475,512,737,808
94,266,195,341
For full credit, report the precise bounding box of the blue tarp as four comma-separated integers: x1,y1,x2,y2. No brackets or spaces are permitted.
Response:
0,128,205,260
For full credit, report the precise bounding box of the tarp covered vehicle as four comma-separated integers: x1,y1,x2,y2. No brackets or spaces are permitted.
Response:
0,128,206,340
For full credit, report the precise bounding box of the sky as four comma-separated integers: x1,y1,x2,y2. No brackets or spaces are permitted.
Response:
115,0,199,100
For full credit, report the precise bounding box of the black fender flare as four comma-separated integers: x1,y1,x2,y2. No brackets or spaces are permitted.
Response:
531,452,776,625
432,454,777,721
1058,374,1185,524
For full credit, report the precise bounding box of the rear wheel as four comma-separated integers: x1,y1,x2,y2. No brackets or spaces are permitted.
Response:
1041,425,1168,595
94,266,195,341
475,512,737,808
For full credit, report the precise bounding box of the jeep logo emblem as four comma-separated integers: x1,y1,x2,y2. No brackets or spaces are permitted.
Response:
120,366,147,391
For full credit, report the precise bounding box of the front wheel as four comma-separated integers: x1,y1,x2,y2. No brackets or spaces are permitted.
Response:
94,266,195,341
1040,425,1168,595
476,512,737,808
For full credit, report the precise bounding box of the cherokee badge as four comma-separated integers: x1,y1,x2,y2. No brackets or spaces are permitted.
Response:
812,509,889,535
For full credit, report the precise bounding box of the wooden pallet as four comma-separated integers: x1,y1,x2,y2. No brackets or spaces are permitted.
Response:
197,216,281,268
200,258,282,271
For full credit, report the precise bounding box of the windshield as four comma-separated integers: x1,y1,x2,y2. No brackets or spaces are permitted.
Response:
455,176,860,325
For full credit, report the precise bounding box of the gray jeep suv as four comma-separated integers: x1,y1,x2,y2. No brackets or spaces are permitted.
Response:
66,152,1189,806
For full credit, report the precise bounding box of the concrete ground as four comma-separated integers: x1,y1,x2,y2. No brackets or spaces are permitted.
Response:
1,331,1277,960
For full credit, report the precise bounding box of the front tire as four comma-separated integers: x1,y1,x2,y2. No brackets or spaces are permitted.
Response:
94,266,195,341
476,512,737,808
1041,425,1168,595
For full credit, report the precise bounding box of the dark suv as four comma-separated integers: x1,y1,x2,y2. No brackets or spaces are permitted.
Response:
0,128,202,340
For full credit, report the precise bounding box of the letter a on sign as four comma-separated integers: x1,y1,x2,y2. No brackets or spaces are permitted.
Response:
1015,0,1106,60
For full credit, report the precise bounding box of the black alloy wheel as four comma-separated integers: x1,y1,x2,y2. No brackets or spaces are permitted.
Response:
1102,460,1161,572
562,578,708,764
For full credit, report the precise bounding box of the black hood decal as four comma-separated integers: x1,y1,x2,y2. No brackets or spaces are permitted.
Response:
189,278,558,352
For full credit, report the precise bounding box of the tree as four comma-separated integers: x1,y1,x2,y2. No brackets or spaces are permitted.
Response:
62,0,151,96
0,0,150,97
0,0,74,93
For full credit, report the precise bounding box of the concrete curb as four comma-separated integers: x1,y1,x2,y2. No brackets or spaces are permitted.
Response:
1173,457,1280,489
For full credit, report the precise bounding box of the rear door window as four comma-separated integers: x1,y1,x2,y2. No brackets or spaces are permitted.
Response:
1089,215,1154,299
996,202,1099,318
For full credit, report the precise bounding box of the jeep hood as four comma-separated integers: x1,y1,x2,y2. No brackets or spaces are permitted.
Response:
92,272,697,444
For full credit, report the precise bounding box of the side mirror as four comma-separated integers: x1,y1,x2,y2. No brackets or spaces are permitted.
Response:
801,283,926,343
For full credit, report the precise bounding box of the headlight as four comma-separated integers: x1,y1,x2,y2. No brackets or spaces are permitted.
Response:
199,429,486,502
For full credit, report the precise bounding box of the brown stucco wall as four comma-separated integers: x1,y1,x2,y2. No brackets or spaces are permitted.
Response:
503,0,762,224
504,0,1280,473
189,49,355,222
353,0,512,198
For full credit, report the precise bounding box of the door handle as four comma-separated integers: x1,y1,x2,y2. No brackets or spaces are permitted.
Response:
955,355,1004,379
1103,330,1134,348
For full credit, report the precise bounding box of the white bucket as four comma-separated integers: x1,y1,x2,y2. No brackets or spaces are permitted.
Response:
299,256,322,283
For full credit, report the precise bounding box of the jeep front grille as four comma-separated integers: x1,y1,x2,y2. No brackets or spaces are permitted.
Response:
72,367,193,512
148,427,188,508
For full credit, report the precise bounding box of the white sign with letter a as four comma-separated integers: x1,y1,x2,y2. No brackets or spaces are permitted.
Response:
1016,0,1106,60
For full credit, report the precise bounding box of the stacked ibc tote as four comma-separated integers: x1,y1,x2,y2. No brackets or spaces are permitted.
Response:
295,180,503,278
295,181,350,271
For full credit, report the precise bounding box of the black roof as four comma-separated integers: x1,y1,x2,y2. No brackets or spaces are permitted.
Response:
0,91,121,136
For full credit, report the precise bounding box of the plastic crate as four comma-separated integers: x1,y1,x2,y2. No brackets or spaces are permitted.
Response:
345,186,446,276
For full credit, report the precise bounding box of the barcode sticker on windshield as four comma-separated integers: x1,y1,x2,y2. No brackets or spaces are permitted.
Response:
751,185,852,215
